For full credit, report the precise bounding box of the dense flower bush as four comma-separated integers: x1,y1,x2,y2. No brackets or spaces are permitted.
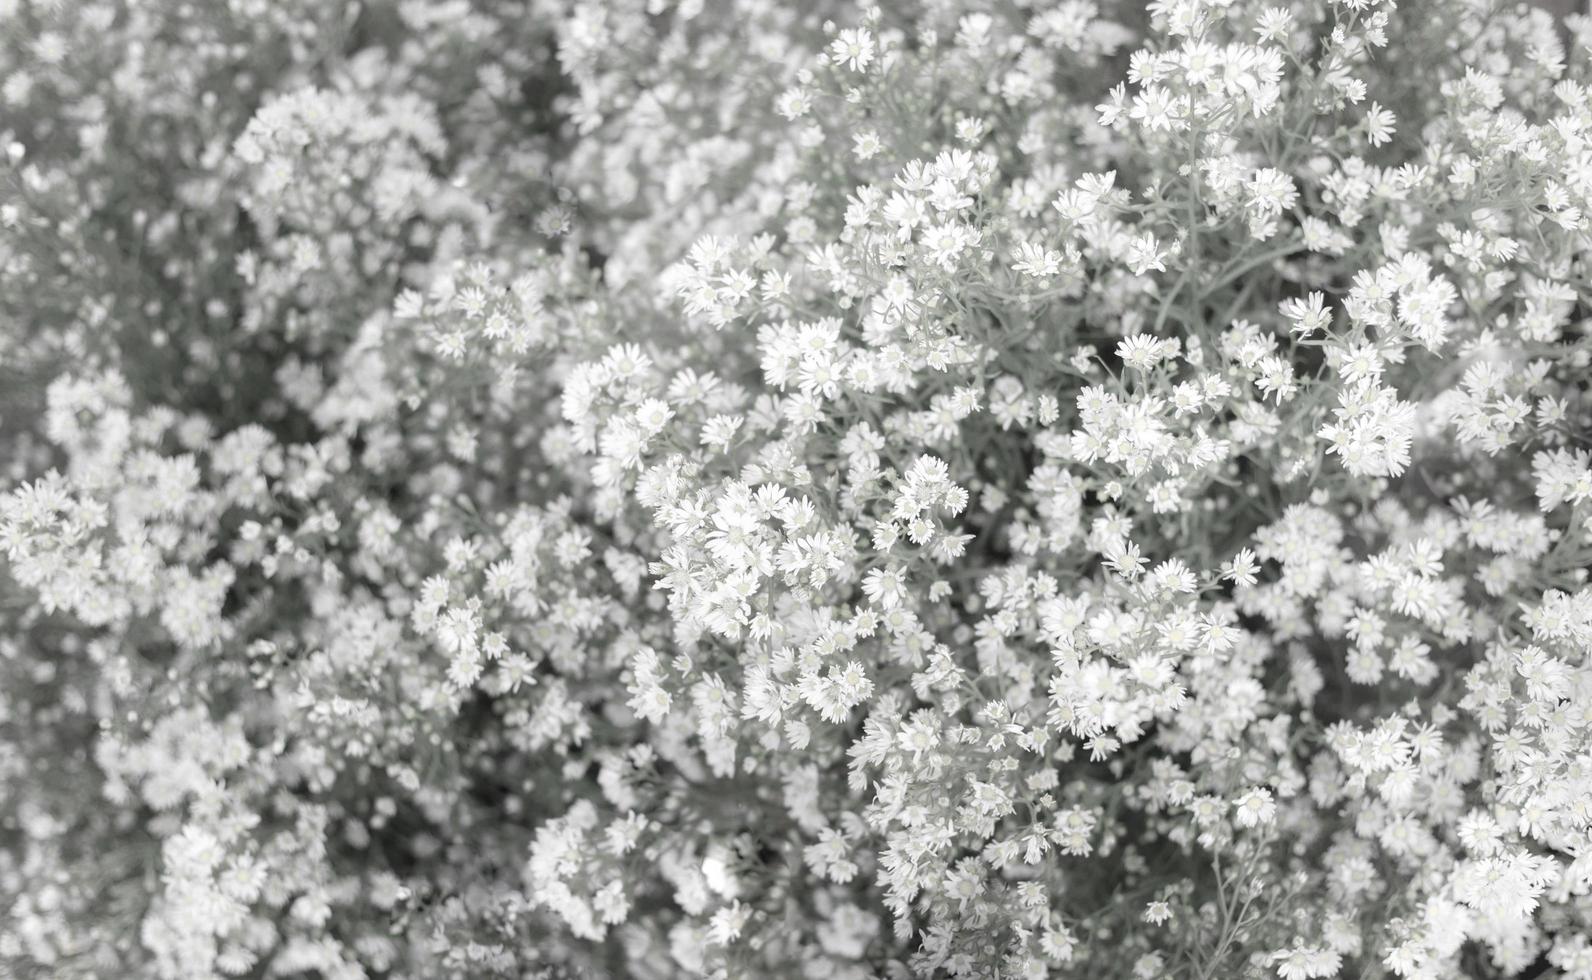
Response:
4,0,1592,976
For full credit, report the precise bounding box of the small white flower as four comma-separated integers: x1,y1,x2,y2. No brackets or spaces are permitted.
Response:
1235,787,1276,828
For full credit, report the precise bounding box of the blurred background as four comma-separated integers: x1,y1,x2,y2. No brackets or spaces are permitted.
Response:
1542,0,1587,20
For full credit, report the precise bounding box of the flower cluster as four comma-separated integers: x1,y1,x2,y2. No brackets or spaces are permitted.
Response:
4,0,1592,978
